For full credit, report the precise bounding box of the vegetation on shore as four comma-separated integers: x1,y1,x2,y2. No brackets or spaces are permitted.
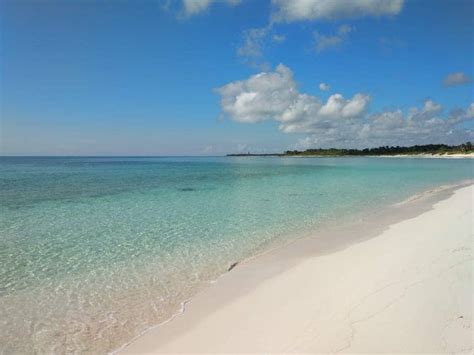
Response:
227,142,473,157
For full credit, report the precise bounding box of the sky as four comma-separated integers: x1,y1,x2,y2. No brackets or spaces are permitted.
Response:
1,0,473,155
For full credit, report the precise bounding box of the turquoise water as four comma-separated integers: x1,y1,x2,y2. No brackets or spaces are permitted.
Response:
0,156,472,352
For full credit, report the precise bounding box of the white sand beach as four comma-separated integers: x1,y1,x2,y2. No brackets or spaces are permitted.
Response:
122,185,473,354
376,153,474,159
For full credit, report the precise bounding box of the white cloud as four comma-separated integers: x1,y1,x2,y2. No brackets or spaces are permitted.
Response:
216,63,369,127
319,82,330,91
272,34,286,43
271,0,404,22
466,103,474,119
319,93,369,118
314,24,353,53
216,64,474,148
237,27,269,58
216,64,299,123
443,72,472,87
237,27,286,70
182,0,241,16
296,102,473,149
183,0,212,15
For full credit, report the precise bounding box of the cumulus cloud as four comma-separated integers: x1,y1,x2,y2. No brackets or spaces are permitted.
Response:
296,101,474,149
319,82,330,91
182,0,241,16
216,64,474,148
216,64,298,123
271,0,404,22
443,72,472,87
314,24,353,53
216,63,369,127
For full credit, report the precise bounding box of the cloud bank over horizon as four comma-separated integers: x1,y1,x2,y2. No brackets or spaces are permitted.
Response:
217,64,474,149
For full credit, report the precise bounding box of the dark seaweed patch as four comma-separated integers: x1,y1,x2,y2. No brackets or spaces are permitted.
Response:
228,262,239,271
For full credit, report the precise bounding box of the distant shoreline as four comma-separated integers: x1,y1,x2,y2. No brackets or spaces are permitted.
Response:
227,143,474,158
227,152,474,158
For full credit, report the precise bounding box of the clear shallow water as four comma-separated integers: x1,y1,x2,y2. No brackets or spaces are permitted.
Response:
0,156,472,353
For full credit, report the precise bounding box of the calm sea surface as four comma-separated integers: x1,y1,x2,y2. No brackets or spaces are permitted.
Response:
0,156,472,352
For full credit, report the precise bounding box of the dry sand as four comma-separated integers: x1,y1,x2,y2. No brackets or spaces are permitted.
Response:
374,153,474,159
121,185,473,354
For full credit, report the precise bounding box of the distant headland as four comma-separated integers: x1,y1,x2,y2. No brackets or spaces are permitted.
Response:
227,142,474,157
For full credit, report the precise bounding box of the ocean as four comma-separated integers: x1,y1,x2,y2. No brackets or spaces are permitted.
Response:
0,156,472,352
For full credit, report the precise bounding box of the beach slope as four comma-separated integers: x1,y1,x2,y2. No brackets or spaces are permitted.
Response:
123,185,473,354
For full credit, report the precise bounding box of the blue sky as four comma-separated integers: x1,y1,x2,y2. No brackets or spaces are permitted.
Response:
1,0,473,155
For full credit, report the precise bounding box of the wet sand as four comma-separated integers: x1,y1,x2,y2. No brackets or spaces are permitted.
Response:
121,184,473,354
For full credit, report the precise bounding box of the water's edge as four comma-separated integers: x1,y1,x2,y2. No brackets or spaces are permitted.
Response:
116,179,473,354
